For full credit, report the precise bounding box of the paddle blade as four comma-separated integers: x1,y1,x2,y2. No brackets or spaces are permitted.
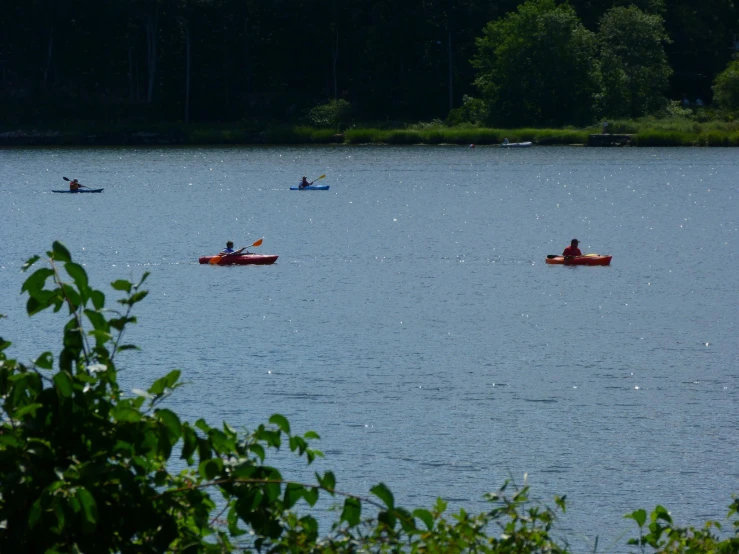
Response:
252,238,263,247
209,255,223,265
317,174,326,180
63,176,70,181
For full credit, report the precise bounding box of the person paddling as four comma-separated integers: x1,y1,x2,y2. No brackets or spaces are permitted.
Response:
221,241,248,255
69,178,86,191
562,238,582,258
298,176,314,190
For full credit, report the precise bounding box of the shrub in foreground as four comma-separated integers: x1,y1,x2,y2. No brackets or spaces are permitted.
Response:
1,243,737,553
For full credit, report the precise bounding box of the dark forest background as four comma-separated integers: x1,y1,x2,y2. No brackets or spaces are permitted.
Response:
1,0,737,126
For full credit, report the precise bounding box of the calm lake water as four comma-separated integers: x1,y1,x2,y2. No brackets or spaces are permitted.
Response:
1,145,737,551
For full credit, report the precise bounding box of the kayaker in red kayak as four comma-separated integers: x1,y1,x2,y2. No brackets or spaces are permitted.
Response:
562,239,582,257
298,176,314,190
221,241,248,255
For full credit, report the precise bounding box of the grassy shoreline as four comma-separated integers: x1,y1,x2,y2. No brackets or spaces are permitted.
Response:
1,119,738,146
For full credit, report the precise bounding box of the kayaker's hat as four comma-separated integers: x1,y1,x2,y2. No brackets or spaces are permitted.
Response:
572,238,579,244
72,179,78,182
227,241,233,247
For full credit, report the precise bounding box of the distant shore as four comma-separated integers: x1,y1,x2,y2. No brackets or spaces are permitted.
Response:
1,122,737,147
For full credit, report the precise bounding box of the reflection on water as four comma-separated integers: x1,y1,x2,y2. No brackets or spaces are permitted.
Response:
1,145,737,552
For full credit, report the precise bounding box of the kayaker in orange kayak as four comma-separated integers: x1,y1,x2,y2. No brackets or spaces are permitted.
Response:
562,239,582,257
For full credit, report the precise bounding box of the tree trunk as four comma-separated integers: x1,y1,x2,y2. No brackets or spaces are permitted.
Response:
332,0,339,100
223,37,229,114
143,9,158,104
332,26,339,100
184,20,190,124
128,40,134,102
43,32,54,89
243,18,250,92
447,32,453,112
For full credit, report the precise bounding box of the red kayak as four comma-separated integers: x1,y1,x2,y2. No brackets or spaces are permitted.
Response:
199,254,278,266
546,254,612,266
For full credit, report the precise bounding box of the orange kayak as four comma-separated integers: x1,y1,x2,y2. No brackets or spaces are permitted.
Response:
546,255,612,266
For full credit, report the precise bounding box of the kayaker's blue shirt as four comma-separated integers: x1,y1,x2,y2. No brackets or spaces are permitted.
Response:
221,247,235,254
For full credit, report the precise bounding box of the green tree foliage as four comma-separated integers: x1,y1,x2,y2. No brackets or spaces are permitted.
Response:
0,0,502,124
626,503,739,553
1,0,737,124
597,6,673,118
661,0,738,104
471,0,599,127
446,95,491,126
1,243,738,552
307,99,352,130
568,0,666,29
712,59,739,111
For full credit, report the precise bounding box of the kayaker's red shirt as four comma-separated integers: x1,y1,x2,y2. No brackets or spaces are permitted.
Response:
563,245,582,256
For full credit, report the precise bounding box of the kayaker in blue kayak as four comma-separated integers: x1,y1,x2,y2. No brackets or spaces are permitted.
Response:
298,176,314,190
562,239,582,257
62,176,91,191
221,241,247,255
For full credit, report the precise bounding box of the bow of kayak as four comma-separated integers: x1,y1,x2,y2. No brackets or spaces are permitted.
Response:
546,255,612,266
199,254,278,265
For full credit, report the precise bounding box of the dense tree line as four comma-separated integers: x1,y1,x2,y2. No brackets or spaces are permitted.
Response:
0,0,736,126
465,0,677,126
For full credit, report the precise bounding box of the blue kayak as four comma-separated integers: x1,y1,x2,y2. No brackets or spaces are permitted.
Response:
290,185,329,191
52,188,104,193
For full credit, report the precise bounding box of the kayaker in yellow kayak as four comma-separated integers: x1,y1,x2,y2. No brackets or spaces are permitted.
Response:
562,239,582,257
